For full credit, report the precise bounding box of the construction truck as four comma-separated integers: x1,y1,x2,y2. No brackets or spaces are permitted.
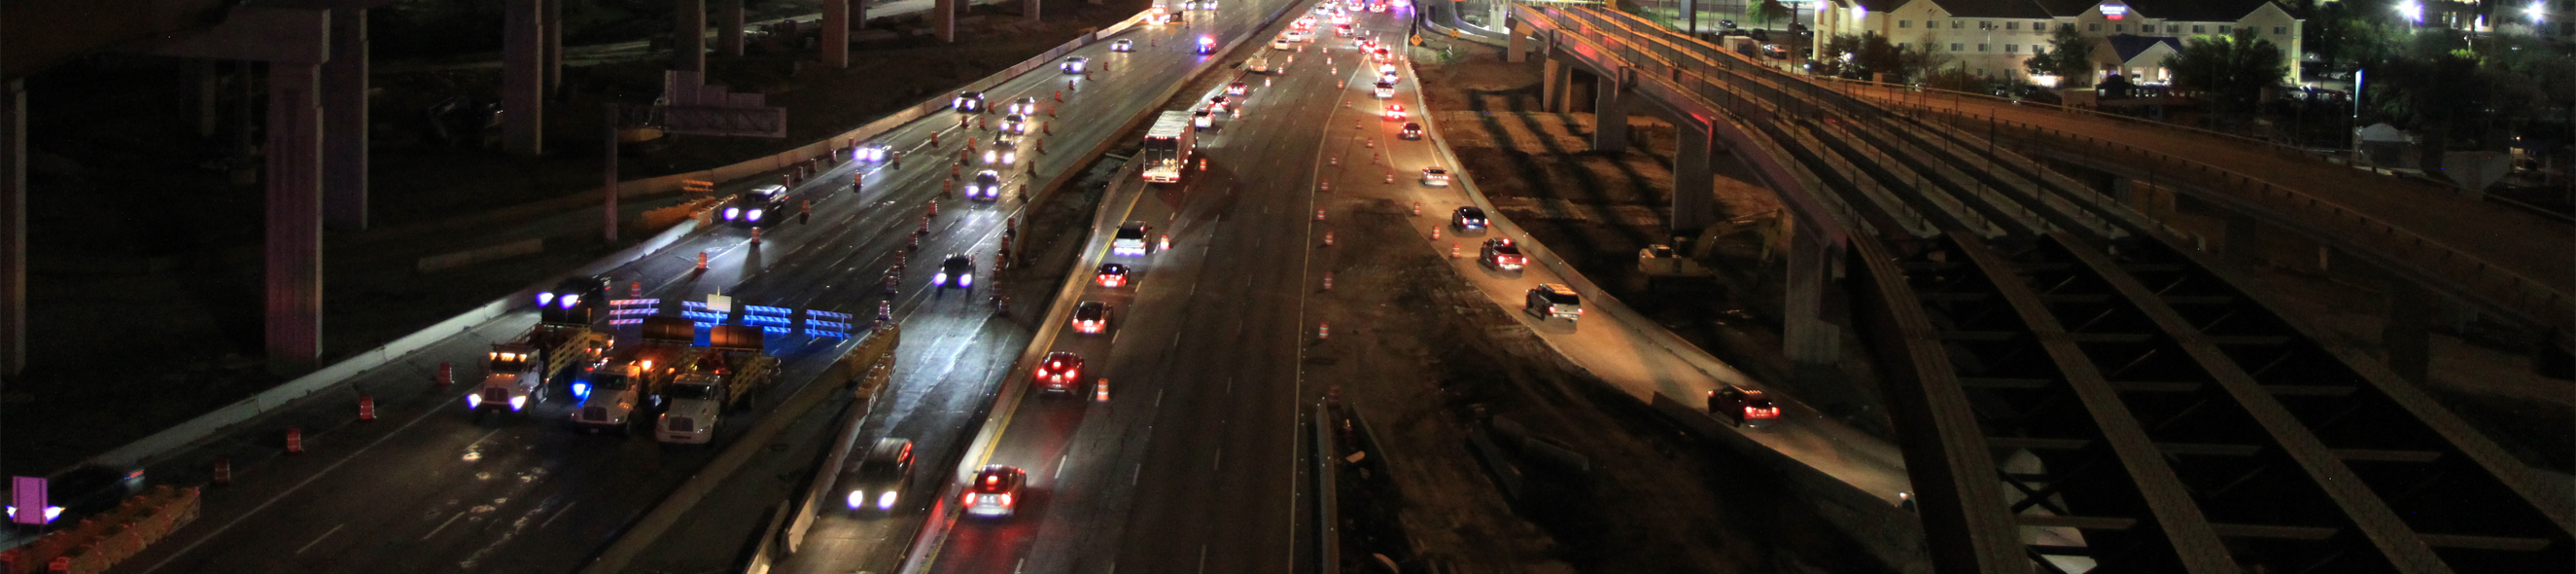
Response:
655,324,782,445
566,316,704,433
471,279,616,417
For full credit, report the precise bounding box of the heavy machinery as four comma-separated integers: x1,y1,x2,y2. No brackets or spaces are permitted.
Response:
655,324,781,444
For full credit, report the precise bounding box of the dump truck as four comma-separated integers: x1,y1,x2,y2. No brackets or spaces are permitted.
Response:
471,322,612,417
655,324,782,444
566,316,705,433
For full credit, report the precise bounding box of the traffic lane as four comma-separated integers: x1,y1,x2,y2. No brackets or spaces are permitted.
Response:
1355,47,1918,502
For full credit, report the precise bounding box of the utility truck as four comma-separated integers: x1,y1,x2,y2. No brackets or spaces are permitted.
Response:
655,324,781,445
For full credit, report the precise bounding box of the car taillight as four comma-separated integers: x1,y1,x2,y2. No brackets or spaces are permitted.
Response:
998,494,1015,507
964,492,977,505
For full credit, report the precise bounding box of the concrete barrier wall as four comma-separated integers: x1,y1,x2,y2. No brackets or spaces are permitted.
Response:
415,238,545,272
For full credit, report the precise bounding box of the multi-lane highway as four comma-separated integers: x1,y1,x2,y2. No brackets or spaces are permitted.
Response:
907,5,1417,574
106,2,1305,572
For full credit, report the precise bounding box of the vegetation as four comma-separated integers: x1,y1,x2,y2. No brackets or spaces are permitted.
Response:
1814,32,1941,84
2021,24,2095,88
2162,28,2288,116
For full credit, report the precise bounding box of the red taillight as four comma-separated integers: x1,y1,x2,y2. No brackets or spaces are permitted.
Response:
998,493,1015,507
1747,407,1780,420
964,491,977,505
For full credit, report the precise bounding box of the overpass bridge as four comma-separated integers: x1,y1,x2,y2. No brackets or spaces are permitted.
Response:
1503,5,2574,573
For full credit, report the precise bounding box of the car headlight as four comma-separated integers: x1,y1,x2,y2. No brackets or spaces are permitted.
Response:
467,393,484,409
751,208,769,221
878,490,900,510
934,271,949,285
985,151,996,162
1004,152,1016,163
959,273,973,287
723,207,741,220
537,292,555,306
508,395,528,412
848,490,867,510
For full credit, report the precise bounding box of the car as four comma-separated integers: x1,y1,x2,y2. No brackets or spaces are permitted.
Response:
1378,63,1399,80
933,254,976,290
1111,221,1153,255
1008,96,1039,116
1399,122,1423,140
1525,283,1583,321
965,169,1003,201
1336,23,1353,35
538,275,609,324
1422,166,1452,187
1450,205,1484,230
1227,81,1249,95
983,135,1022,164
1706,385,1780,427
1372,47,1391,61
720,184,791,228
855,142,891,162
1179,0,1199,9
962,465,1027,518
1373,81,1396,98
1095,263,1131,287
1202,0,1218,9
843,438,916,513
1480,237,1525,271
1071,301,1113,334
1285,29,1307,42
1193,109,1214,129
1196,35,1217,54
954,90,987,113
1272,37,1292,50
1381,102,1407,121
1111,39,1134,52
1000,114,1030,134
1033,351,1085,393
1206,94,1232,113
1060,55,1090,74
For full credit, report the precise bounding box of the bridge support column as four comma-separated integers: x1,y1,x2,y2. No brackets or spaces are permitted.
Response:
1541,57,1573,113
1784,229,1842,376
822,0,850,67
675,0,706,72
324,7,369,230
2384,279,2432,383
544,0,563,90
719,0,745,56
1671,126,1717,235
504,0,545,157
0,81,24,377
1506,21,1529,62
934,0,957,43
1591,72,1627,153
267,62,327,372
1025,0,1042,23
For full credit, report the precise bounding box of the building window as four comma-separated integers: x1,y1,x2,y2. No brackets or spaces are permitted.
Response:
2006,44,2019,53
1899,19,1911,27
2218,24,2232,33
1950,43,1964,51
1977,43,1988,52
2192,24,2205,33
2115,24,2126,32
1980,20,1992,29
2167,24,2180,33
2036,20,2048,30
2088,23,2101,31
2006,21,2018,30
1953,19,1964,28
2273,25,2285,34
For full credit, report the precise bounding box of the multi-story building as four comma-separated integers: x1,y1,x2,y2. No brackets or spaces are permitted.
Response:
1811,0,2303,86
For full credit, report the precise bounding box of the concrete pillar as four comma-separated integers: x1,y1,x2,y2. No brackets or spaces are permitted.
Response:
2383,279,2432,384
675,0,706,72
323,7,369,230
544,0,564,91
1507,21,1529,62
1672,125,1717,234
266,63,326,371
822,0,850,68
720,0,745,56
1541,57,1573,113
1591,70,1627,153
934,0,957,42
197,60,221,139
1784,231,1842,370
0,81,25,377
504,0,545,157
2223,211,2259,267
1025,0,1041,23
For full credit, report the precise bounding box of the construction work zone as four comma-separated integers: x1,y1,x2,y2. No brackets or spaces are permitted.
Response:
0,485,202,574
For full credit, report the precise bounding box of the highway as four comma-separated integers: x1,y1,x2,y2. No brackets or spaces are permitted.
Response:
105,3,1305,573
910,5,1407,574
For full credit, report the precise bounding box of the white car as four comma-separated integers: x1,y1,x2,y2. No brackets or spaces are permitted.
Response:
1060,55,1090,74
1272,37,1291,50
1007,96,1039,116
854,143,891,162
1111,39,1134,52
966,170,1003,201
984,135,1022,164
1001,114,1030,134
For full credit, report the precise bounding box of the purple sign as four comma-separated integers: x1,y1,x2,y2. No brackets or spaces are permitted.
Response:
11,476,45,525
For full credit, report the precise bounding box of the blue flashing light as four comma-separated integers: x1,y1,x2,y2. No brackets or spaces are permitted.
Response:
807,309,853,320
572,381,591,401
746,305,793,316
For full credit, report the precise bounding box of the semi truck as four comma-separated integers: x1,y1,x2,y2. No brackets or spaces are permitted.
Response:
566,316,703,433
471,278,616,417
655,324,782,445
1140,110,1196,183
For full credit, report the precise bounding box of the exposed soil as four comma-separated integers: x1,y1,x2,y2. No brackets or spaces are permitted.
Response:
1407,35,1891,435
1308,197,1892,574
2,0,1147,475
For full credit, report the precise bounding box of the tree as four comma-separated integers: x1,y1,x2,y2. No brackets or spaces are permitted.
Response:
1749,0,1793,27
2164,28,2289,116
1816,32,1941,83
2023,24,2096,88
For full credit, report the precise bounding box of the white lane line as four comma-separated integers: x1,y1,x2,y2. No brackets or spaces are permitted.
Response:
1198,545,1210,573
1213,448,1223,471
539,501,578,529
1156,387,1166,408
1132,463,1142,485
421,511,469,541
1056,454,1071,481
131,381,461,574
1017,557,1027,573
293,523,345,556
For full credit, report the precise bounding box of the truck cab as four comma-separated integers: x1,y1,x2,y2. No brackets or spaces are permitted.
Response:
656,374,726,444
471,344,547,414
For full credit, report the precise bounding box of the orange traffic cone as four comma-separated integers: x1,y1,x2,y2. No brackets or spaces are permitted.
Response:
1431,227,1442,239
1367,137,1375,148
1411,201,1421,216
1323,272,1334,291
212,458,232,485
1451,243,1461,258
1318,322,1331,340
436,362,454,386
1384,172,1394,184
358,395,377,422
697,252,710,271
630,281,643,298
750,228,763,246
1329,157,1339,166
1315,208,1327,221
928,200,940,217
1324,231,1336,246
285,426,305,455
1096,378,1112,402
